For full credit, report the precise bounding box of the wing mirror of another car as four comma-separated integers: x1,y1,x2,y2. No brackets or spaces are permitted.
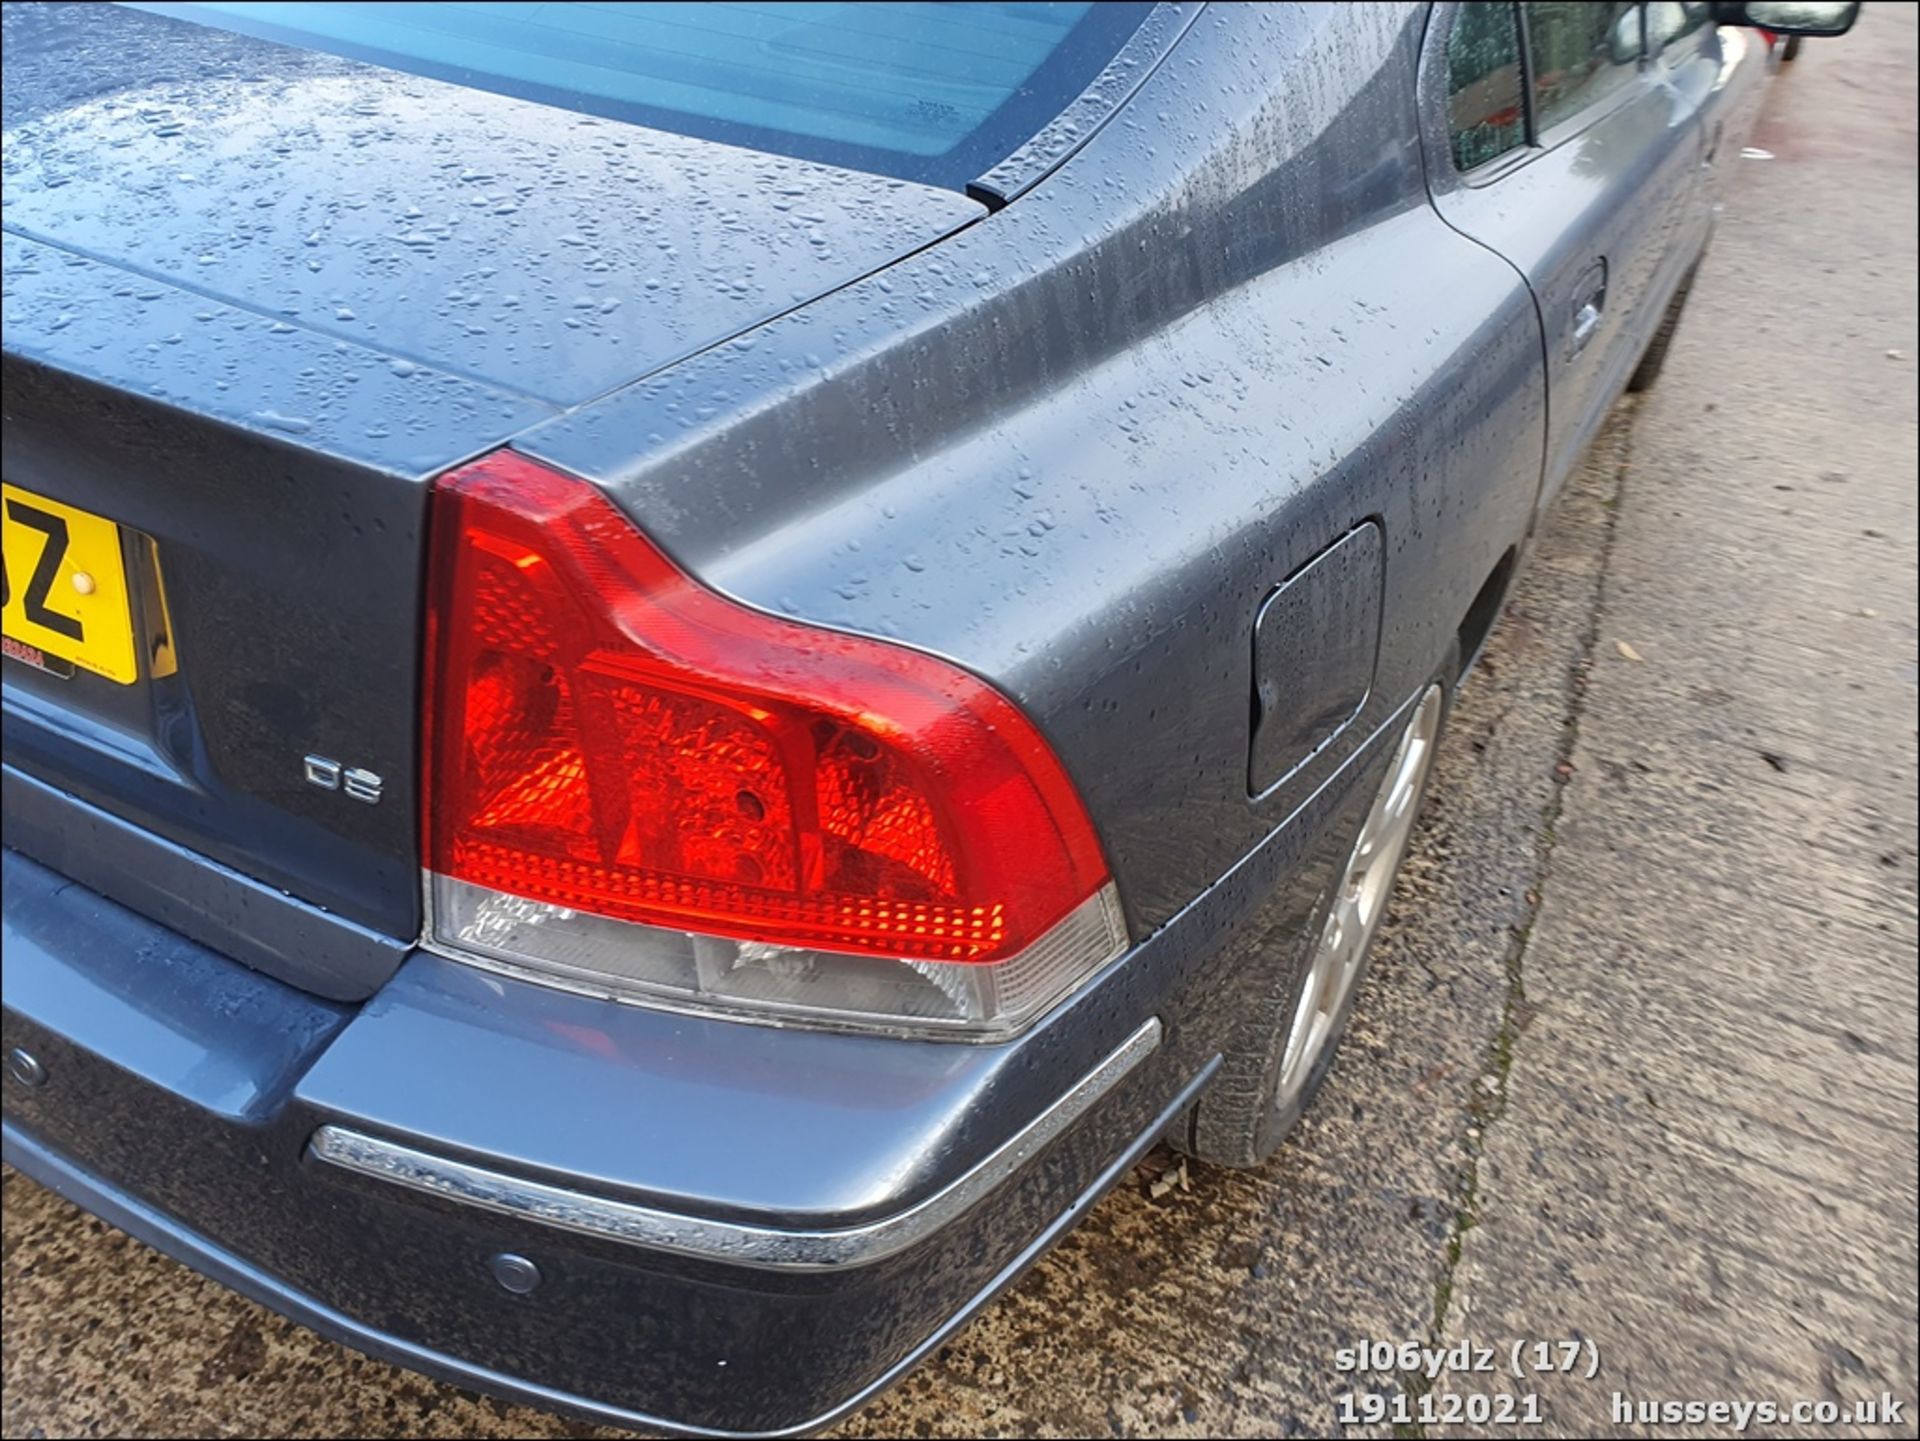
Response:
1711,1,1862,36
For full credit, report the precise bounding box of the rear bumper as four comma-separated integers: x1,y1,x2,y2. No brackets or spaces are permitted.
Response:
1,694,1398,1433
0,843,1211,1437
4,1074,1205,1439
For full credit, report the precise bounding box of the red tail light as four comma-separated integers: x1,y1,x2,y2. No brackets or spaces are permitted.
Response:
422,451,1123,1034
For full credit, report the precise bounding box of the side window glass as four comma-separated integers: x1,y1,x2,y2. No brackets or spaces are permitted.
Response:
1447,2,1527,171
1524,2,1642,134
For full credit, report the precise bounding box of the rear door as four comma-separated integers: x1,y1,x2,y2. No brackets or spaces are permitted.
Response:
1423,1,1704,507
1649,1,1768,226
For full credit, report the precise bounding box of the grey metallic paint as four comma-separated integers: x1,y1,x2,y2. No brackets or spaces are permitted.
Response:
1422,3,1711,512
519,3,1546,935
0,0,981,970
0,3,985,409
306,1016,1163,1272
3,763,406,1000
2,0,1735,1431
969,2,1204,205
1249,521,1384,795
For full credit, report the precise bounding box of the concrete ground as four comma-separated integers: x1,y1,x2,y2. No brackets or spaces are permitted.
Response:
3,11,1914,1440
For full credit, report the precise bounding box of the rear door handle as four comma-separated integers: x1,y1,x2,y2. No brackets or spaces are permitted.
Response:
1570,258,1608,355
1572,300,1602,349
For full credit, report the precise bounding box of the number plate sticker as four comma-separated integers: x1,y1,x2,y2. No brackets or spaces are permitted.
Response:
1,484,139,685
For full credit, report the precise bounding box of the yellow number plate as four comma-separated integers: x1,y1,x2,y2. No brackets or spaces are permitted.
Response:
2,483,139,685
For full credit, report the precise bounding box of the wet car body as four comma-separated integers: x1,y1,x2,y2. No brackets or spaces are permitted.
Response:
2,2,1755,1433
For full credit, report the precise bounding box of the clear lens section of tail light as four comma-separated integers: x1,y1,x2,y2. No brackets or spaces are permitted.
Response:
431,875,1127,1038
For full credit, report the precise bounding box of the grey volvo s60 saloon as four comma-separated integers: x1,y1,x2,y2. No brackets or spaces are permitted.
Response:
0,0,1858,1433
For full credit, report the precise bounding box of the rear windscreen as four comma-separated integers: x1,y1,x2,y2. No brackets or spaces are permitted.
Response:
126,1,1153,190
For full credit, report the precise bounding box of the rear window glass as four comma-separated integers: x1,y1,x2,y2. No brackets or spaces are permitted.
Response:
126,1,1153,191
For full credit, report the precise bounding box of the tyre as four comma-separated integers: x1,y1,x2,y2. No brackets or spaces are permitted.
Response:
1180,665,1453,1167
1626,258,1700,393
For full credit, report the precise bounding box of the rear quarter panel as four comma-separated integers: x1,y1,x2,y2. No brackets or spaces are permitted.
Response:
519,3,1547,946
